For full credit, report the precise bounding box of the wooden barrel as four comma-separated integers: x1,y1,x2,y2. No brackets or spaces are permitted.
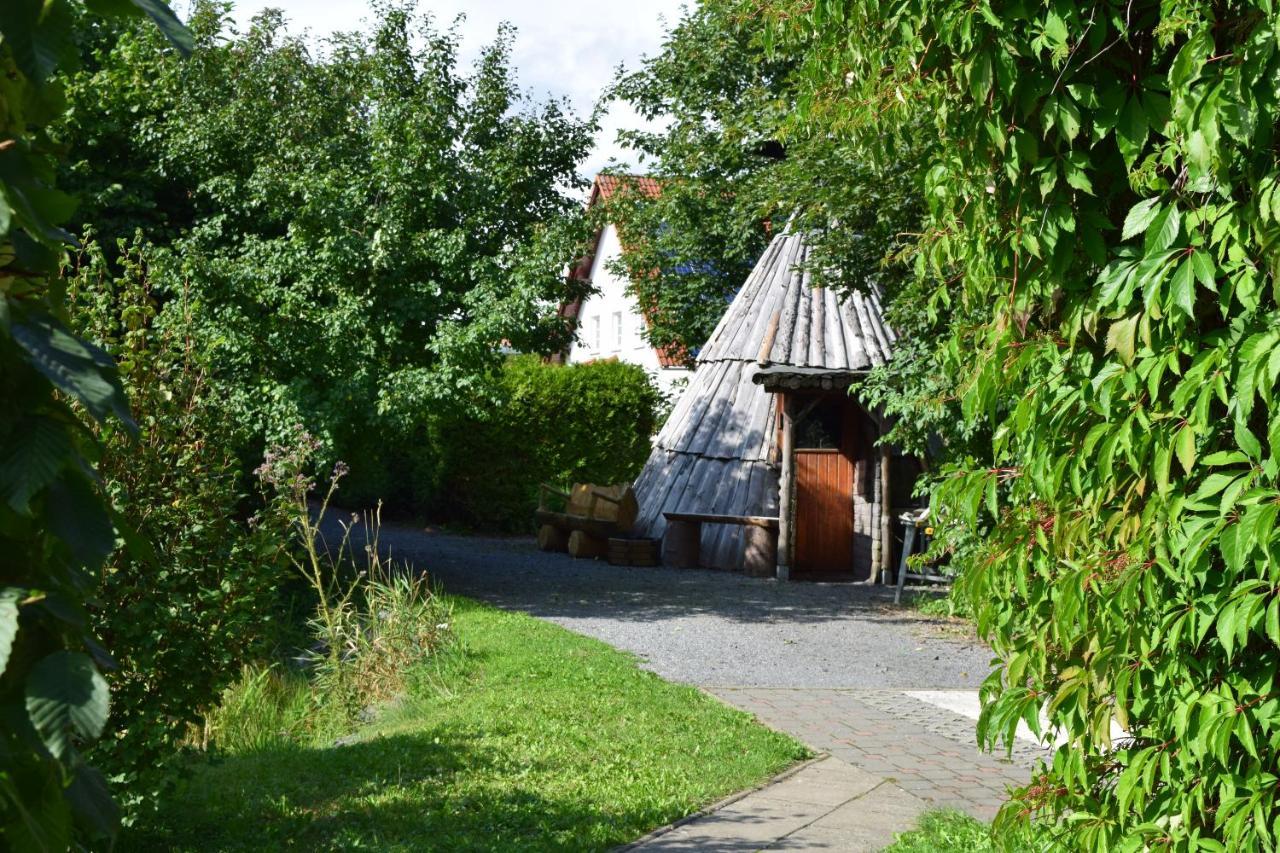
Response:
567,530,607,559
608,537,660,566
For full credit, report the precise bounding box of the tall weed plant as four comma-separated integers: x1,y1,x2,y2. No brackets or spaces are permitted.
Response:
257,433,453,724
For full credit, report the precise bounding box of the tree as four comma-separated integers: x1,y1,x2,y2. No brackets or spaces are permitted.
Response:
760,0,1280,847
56,2,597,500
607,0,928,370
0,2,190,847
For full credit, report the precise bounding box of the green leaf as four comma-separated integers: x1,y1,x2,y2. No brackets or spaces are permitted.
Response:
24,652,110,762
1065,164,1093,194
1155,442,1172,495
0,589,19,677
1057,97,1082,142
1191,250,1217,291
1145,204,1181,254
1106,314,1140,365
9,313,135,432
65,764,119,840
1170,258,1195,318
1235,415,1262,461
0,0,77,82
128,0,194,55
1235,712,1259,759
1176,424,1197,475
45,474,116,571
1117,96,1149,168
1123,198,1161,241
0,415,74,514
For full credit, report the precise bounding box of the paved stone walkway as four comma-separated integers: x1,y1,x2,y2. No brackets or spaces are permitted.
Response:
710,688,1041,822
624,756,927,851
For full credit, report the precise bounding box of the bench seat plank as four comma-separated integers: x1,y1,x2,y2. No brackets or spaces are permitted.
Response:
663,512,780,529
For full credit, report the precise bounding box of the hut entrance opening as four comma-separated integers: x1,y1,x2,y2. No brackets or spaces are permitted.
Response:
793,395,858,575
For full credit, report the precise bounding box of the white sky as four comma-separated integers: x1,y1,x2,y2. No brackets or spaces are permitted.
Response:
213,1,683,183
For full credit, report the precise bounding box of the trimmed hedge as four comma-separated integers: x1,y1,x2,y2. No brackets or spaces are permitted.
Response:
345,356,662,531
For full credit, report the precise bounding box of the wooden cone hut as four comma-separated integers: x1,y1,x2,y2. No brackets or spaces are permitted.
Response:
631,226,913,579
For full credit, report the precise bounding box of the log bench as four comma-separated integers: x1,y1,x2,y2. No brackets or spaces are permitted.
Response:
536,483,638,559
662,512,780,577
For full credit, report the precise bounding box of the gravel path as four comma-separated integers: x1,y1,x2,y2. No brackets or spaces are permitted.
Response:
348,521,992,690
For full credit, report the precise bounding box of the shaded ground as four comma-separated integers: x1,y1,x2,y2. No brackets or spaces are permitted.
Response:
324,516,1038,843
352,523,992,690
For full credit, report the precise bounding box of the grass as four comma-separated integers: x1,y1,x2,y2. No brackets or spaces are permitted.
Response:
131,596,808,851
886,810,1004,852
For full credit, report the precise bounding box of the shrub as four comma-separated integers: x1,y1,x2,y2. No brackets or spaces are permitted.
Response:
66,240,291,816
422,355,662,530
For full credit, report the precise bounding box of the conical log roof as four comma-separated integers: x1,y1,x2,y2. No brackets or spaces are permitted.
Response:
631,228,896,570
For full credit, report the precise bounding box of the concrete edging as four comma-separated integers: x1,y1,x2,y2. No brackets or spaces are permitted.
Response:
611,753,833,852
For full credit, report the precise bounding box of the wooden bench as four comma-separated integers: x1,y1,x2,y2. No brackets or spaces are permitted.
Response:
662,512,780,577
536,483,638,559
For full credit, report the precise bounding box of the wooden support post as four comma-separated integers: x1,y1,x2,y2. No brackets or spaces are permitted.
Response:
876,442,892,585
777,397,795,581
743,525,778,578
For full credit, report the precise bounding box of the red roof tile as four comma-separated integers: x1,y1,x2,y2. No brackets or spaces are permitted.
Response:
591,174,663,206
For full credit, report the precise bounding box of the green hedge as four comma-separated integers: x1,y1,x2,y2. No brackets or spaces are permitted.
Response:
344,356,662,531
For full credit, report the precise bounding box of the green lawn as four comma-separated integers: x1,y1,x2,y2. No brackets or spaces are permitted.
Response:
887,810,1027,853
130,596,807,851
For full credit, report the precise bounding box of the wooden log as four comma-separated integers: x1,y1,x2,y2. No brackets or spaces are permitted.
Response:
663,519,702,568
876,441,892,585
743,525,778,578
757,308,782,366
567,530,607,559
537,524,567,552
777,397,795,581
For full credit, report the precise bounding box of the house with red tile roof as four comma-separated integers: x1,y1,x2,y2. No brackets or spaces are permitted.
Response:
561,175,692,397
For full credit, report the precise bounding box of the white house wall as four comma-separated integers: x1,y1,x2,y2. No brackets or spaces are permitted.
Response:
567,223,690,397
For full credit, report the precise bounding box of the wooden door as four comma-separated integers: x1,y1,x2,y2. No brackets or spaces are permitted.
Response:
793,396,855,573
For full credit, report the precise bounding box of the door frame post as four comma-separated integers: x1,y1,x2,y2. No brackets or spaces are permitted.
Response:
777,395,795,581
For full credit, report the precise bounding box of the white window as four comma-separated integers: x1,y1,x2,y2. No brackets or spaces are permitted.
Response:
613,312,623,349
590,315,601,350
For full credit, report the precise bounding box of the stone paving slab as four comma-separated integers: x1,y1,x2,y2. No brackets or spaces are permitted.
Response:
626,756,926,852
709,687,1046,823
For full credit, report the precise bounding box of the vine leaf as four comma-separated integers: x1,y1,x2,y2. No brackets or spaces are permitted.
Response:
1122,198,1161,241
1170,258,1195,318
1106,314,1140,365
1176,424,1197,475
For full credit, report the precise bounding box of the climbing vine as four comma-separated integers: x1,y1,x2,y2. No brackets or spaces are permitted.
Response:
758,0,1280,847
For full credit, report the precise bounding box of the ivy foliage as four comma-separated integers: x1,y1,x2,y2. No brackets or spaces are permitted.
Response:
0,1,188,847
759,0,1280,847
